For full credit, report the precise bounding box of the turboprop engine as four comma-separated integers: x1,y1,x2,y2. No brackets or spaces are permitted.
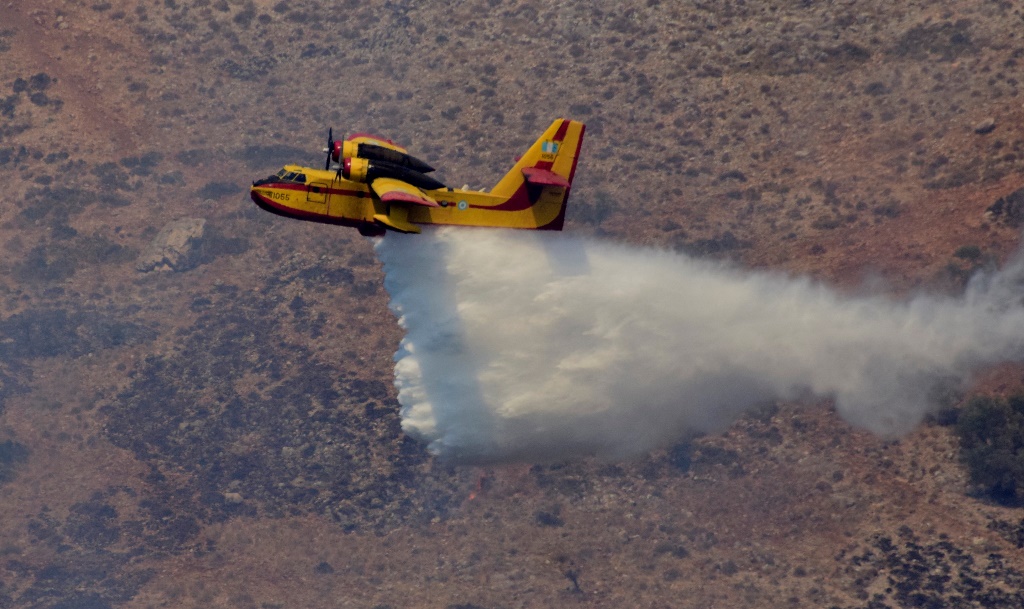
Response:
323,128,444,190
342,156,446,191
332,140,435,174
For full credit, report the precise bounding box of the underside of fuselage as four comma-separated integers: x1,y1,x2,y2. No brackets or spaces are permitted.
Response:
249,179,386,235
250,170,570,235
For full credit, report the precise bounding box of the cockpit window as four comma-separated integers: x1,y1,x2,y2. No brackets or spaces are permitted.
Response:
261,170,307,185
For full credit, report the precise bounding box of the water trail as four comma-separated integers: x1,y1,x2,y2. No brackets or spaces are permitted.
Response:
375,228,1024,464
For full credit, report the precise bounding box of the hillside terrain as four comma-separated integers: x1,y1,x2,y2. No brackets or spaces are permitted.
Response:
2,1,1024,608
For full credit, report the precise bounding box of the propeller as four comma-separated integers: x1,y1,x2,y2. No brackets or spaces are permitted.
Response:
324,128,334,170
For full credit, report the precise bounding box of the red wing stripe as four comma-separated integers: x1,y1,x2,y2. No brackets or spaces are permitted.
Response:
380,191,439,207
263,182,371,198
270,183,310,192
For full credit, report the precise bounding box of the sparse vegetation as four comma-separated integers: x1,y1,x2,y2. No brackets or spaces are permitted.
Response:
570,190,616,227
891,20,978,61
534,510,564,527
0,440,29,483
197,180,242,199
872,200,902,219
956,395,1024,503
12,245,78,282
953,245,982,261
3,1,1024,608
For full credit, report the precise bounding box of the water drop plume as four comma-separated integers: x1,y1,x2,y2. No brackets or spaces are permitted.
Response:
376,228,1024,464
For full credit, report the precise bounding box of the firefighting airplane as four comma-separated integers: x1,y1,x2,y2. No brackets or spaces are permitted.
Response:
250,118,585,236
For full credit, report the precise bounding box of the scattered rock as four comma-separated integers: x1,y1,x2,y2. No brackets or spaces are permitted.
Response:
974,117,996,134
137,217,207,272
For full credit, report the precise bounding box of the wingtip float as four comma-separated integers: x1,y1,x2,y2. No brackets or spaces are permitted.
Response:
250,118,585,236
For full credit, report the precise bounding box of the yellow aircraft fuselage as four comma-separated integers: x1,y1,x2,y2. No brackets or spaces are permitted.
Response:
250,119,585,236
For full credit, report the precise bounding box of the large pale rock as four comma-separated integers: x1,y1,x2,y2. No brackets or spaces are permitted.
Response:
137,217,207,272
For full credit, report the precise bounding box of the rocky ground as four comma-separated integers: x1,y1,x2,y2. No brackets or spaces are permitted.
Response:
2,0,1024,608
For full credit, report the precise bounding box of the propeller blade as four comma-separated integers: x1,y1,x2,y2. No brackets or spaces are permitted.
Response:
324,128,334,170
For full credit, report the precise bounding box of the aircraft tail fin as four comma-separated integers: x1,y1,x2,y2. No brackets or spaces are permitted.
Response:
490,118,586,230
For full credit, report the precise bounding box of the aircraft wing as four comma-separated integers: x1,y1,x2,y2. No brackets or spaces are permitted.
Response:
370,177,440,208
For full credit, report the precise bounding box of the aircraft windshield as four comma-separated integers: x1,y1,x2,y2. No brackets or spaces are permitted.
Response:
253,169,294,187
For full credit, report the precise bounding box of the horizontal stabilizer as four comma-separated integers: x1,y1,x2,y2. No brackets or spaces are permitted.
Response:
522,167,571,188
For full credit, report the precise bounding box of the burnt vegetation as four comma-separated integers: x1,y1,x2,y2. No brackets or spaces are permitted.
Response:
8,480,206,609
0,309,155,360
836,527,1024,609
103,259,465,532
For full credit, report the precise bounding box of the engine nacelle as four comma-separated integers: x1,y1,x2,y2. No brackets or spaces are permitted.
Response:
343,157,369,182
342,157,445,191
332,141,435,174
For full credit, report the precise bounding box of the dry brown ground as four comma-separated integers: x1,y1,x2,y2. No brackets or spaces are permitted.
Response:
2,1,1024,608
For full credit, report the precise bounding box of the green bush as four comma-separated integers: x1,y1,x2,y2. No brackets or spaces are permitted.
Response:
953,244,982,260
956,395,1024,503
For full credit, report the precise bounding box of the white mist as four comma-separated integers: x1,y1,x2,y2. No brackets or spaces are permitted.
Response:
376,228,1024,464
